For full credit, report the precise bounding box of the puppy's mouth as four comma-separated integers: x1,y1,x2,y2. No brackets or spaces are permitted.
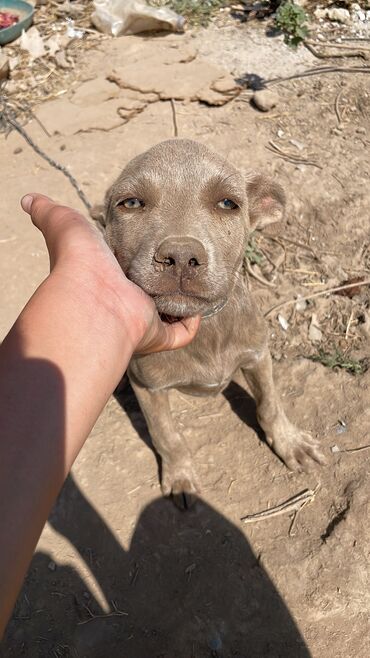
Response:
151,291,226,322
152,291,208,318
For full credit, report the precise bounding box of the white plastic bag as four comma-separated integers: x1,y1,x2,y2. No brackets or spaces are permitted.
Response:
91,0,185,36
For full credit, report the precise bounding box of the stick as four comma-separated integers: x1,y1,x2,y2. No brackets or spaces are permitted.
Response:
170,98,178,138
1,97,92,211
266,66,370,87
246,260,276,288
241,485,320,524
338,443,370,454
334,88,344,126
264,278,370,318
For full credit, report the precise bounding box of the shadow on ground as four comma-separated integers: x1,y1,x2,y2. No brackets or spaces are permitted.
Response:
4,475,311,658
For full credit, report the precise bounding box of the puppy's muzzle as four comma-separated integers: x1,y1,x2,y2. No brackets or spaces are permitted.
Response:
154,237,208,282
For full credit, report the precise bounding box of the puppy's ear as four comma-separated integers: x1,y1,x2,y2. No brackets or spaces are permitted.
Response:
246,173,286,231
89,204,106,231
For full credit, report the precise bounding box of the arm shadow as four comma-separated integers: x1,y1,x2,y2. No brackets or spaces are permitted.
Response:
4,476,312,658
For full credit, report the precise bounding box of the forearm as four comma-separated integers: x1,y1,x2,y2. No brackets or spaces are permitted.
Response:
0,269,139,634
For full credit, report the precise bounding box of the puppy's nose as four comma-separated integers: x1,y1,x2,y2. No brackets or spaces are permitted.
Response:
154,237,207,276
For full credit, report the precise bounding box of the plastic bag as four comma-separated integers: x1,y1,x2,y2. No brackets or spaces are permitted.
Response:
91,0,185,36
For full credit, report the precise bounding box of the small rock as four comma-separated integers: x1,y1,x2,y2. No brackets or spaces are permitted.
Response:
315,7,351,24
278,314,289,331
308,313,322,342
356,126,366,135
252,89,278,112
295,296,308,312
48,560,56,571
13,147,22,154
0,54,10,81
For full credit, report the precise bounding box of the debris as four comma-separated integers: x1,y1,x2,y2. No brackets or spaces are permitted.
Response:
0,53,9,80
65,18,84,39
252,89,279,112
241,485,320,524
19,26,46,61
48,560,56,571
331,444,341,452
54,50,71,68
315,8,351,25
0,11,19,29
264,278,370,318
308,313,322,343
334,276,366,298
278,313,289,331
295,295,308,312
91,0,185,36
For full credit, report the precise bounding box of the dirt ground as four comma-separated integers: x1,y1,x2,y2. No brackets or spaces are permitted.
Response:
1,13,370,658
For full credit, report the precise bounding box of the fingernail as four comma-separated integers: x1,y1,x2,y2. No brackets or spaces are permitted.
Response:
21,194,34,214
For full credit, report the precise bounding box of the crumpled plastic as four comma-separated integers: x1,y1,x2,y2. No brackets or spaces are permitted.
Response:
91,0,185,36
20,26,46,61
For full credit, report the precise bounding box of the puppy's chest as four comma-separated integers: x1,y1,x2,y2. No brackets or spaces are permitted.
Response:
129,334,257,396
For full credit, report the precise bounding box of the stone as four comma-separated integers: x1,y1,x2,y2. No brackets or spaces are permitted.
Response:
315,8,351,24
252,89,278,112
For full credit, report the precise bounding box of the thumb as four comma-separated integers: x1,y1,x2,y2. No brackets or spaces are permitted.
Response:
136,315,201,355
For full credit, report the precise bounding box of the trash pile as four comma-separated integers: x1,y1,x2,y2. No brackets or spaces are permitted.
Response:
0,0,190,120
0,11,19,30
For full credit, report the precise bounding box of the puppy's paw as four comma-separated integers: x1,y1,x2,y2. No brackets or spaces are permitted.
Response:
265,420,326,472
161,459,200,508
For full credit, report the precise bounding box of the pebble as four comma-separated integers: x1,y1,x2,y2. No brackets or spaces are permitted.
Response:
252,89,279,112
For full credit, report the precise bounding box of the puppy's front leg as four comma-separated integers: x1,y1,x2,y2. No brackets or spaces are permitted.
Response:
130,381,200,501
241,349,325,471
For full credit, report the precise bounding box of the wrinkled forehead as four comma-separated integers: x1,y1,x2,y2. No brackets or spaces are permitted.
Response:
113,140,246,198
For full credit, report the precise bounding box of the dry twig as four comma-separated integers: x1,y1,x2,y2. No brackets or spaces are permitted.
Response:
264,279,370,317
170,98,179,138
241,485,320,524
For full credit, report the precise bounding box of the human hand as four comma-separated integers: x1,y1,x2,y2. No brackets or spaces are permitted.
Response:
21,194,200,354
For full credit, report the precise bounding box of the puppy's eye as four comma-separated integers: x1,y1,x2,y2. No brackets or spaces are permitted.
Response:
217,198,238,210
117,198,145,209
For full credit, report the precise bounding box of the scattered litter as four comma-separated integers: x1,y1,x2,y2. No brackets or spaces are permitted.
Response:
335,276,366,298
308,313,322,343
278,313,289,331
20,26,46,61
66,18,84,39
0,53,9,80
335,420,347,435
91,0,185,36
295,295,308,312
0,11,18,29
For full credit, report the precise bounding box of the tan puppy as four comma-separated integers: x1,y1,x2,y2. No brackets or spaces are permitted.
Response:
94,139,324,502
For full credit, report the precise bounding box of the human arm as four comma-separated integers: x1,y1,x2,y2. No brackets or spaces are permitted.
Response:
0,194,200,635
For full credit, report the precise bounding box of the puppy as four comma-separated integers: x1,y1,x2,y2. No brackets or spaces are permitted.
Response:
94,139,324,501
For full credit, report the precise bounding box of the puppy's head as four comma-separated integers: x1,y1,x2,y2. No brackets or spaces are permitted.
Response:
93,139,285,318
